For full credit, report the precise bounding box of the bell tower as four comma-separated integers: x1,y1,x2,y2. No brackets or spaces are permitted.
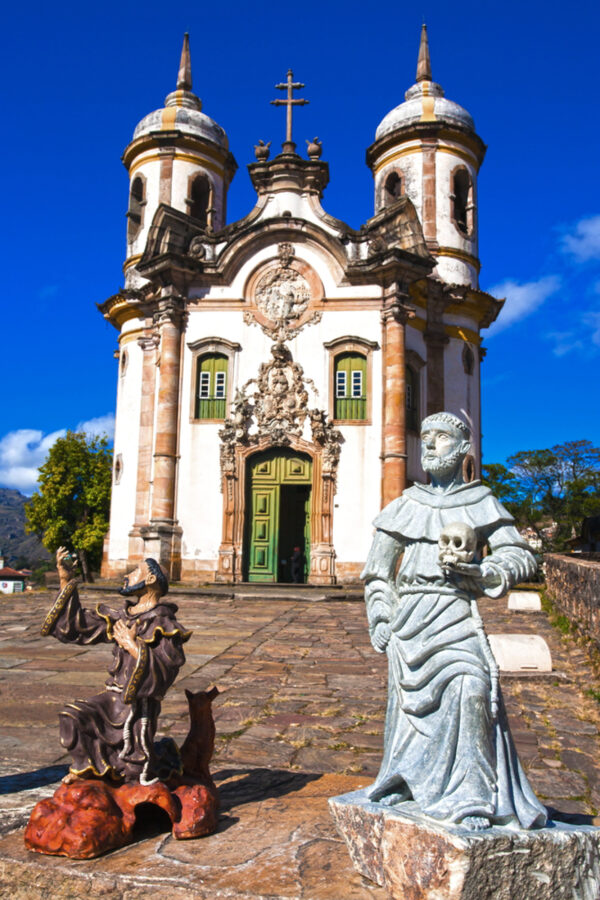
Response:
367,25,486,288
122,34,237,287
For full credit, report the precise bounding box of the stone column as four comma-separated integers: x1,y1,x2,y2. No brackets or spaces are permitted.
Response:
144,292,185,577
381,286,413,508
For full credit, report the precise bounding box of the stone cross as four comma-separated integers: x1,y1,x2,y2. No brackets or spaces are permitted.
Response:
270,69,309,153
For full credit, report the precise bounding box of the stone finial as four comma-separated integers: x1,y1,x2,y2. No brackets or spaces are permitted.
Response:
254,140,271,162
306,137,322,160
177,33,193,91
416,23,432,83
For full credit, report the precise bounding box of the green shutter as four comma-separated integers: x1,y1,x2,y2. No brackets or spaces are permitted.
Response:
334,353,366,420
196,354,227,420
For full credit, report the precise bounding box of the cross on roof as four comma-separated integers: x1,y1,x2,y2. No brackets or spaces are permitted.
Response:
270,69,309,153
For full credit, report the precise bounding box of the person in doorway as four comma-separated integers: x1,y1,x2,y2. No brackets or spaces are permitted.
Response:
290,546,304,583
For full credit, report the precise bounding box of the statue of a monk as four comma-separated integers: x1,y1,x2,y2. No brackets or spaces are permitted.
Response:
42,549,191,785
362,412,547,831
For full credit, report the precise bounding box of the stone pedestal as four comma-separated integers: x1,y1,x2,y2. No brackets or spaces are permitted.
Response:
329,789,600,900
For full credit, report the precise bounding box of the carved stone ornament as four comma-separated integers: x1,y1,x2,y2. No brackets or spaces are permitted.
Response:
278,242,295,266
188,236,206,259
218,343,343,485
254,265,310,323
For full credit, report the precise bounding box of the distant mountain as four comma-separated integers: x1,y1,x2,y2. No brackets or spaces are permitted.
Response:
0,488,51,567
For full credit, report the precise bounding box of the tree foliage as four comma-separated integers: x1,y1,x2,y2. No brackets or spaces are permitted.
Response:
482,440,600,552
25,431,112,579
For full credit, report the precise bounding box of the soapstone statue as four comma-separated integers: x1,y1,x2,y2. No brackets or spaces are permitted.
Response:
25,550,220,858
361,412,547,831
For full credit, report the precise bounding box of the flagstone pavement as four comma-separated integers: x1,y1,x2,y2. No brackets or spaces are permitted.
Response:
0,586,599,898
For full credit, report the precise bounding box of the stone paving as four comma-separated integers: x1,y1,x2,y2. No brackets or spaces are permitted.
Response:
0,586,600,897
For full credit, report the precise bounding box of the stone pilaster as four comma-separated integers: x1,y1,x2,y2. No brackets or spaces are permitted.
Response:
128,331,160,563
423,329,449,416
421,140,438,251
381,285,414,508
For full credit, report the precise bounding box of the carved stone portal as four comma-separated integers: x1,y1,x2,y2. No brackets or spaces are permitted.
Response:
217,343,343,584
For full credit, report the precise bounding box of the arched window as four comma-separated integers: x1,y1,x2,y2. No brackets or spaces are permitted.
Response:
406,365,419,432
127,176,145,241
384,171,403,206
334,352,367,421
462,344,475,376
451,168,473,236
188,174,211,227
195,353,228,419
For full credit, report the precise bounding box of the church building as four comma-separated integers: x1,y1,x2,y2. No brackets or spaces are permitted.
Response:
100,27,502,584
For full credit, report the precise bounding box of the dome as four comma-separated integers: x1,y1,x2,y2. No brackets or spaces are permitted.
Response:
375,24,476,143
376,81,475,141
133,96,229,150
130,34,229,151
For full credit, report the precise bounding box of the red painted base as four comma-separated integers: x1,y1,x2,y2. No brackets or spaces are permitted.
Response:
24,687,220,858
24,776,218,858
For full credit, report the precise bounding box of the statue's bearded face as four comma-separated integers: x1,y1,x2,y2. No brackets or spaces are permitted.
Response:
421,424,469,479
119,562,149,599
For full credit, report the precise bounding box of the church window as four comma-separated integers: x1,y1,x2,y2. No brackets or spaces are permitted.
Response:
406,365,419,432
451,167,474,237
195,354,227,419
114,454,123,484
127,175,146,242
188,337,241,424
188,174,212,227
120,349,128,376
334,353,366,421
462,344,475,375
325,336,378,425
384,171,403,206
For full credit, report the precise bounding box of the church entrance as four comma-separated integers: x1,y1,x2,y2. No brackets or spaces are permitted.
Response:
244,449,312,583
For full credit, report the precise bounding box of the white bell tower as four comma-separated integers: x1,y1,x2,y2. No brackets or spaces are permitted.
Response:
122,34,237,287
367,25,486,288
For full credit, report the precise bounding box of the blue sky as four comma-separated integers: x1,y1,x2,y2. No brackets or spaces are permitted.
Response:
1,0,599,493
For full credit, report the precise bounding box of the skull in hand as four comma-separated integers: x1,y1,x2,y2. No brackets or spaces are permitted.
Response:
438,522,477,568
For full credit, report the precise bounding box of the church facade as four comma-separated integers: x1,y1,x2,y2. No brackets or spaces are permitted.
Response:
100,28,502,584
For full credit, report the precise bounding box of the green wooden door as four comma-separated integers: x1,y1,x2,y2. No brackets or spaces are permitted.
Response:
248,486,279,582
246,450,312,583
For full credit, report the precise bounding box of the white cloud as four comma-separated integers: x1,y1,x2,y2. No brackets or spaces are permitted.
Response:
583,310,600,347
0,428,66,494
486,275,561,337
544,331,584,357
0,413,115,495
76,413,115,440
561,215,600,263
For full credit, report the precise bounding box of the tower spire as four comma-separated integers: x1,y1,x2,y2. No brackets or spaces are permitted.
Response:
177,33,192,91
416,23,432,83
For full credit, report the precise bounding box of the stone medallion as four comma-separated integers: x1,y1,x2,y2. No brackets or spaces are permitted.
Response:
244,245,324,340
254,266,311,323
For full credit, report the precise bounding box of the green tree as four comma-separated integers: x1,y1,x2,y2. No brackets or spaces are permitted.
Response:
25,431,112,581
483,440,600,552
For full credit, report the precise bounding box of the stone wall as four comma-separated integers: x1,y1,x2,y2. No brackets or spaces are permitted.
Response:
545,553,600,644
